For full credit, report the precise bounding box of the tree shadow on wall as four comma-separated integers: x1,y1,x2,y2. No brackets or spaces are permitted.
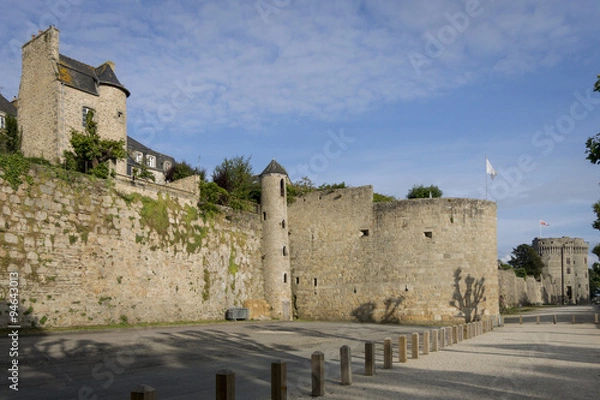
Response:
351,297,404,324
450,268,485,323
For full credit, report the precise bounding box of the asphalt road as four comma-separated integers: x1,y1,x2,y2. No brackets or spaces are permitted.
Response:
1,305,598,399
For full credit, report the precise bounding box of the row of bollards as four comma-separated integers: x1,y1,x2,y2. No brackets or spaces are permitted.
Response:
517,313,599,325
131,320,496,399
309,320,491,398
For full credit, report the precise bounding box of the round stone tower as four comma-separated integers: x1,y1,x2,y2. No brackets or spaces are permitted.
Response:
532,237,589,304
260,160,292,320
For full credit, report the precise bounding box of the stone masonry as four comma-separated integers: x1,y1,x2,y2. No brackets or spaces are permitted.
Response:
18,26,129,174
0,166,264,328
532,237,590,304
287,186,499,323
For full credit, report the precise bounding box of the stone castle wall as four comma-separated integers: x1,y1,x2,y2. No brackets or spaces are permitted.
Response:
497,269,559,307
0,166,264,328
288,186,499,323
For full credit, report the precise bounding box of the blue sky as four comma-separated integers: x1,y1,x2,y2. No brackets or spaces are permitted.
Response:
1,0,600,264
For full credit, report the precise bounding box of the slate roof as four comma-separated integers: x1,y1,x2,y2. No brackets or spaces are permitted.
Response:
260,159,288,176
127,136,176,172
58,55,130,97
0,93,17,116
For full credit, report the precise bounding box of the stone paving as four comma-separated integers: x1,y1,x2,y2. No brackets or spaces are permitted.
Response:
1,305,598,399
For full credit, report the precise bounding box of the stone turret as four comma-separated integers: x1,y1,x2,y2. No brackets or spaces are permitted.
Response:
260,160,292,320
532,237,589,304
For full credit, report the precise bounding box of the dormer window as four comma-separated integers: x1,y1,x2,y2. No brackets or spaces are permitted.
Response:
135,152,143,163
146,155,156,168
82,107,94,127
163,161,172,171
0,115,5,129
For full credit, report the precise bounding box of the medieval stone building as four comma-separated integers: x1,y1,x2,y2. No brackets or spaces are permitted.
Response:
533,237,589,304
18,26,130,174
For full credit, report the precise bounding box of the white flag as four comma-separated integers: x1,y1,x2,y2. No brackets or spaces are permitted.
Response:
486,158,497,180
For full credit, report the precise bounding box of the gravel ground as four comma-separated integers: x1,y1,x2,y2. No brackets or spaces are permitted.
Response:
1,305,598,399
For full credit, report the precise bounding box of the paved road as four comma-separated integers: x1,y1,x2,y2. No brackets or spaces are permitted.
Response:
1,305,598,399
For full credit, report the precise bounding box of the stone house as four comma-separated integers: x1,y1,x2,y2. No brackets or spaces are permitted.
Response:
0,93,17,133
16,26,173,179
127,136,175,184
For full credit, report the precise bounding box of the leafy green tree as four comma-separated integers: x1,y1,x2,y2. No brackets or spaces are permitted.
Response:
406,184,443,199
589,263,600,299
318,182,347,190
373,192,396,202
497,260,512,270
0,114,21,154
64,110,126,179
211,155,258,201
165,160,206,182
508,244,544,278
585,74,600,293
286,176,315,204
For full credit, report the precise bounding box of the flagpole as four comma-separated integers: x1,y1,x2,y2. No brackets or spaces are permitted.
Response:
539,221,541,238
485,156,488,200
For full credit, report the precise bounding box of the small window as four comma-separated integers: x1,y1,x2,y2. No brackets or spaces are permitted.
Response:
566,267,571,274
424,231,433,239
263,212,267,221
282,220,286,229
313,278,318,287
360,229,369,237
283,273,287,283
282,246,287,256
163,161,172,171
82,107,94,126
280,178,285,197
566,258,570,265
295,277,300,285
0,115,5,129
146,155,156,168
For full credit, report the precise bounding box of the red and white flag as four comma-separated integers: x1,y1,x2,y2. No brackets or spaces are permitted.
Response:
540,220,549,226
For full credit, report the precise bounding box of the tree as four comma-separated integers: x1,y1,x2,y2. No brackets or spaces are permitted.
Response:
64,110,126,179
508,244,544,278
0,114,21,154
585,74,600,294
373,192,396,202
589,263,600,299
165,160,206,182
211,155,259,202
406,184,442,199
317,182,347,190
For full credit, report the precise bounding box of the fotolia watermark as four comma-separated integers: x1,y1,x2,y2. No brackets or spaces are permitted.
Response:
286,128,355,183
255,0,292,24
488,88,600,200
407,0,490,76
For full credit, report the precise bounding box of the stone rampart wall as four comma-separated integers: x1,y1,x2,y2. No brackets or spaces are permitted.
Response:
288,187,499,323
0,165,264,328
498,269,559,307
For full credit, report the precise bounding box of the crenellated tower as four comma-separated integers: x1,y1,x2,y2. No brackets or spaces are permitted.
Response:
532,237,589,304
260,160,293,320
